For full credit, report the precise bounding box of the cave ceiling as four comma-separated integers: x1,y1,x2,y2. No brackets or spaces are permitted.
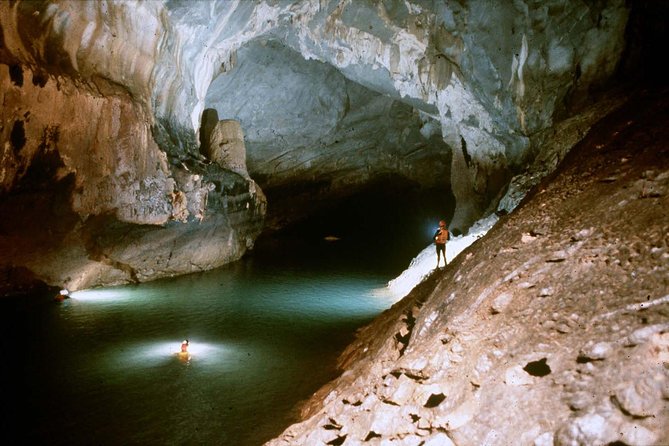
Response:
0,0,631,291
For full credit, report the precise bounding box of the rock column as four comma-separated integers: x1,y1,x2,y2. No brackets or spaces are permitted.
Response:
205,119,249,179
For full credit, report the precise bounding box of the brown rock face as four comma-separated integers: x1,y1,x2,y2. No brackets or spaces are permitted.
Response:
265,91,669,445
0,63,265,294
0,65,171,223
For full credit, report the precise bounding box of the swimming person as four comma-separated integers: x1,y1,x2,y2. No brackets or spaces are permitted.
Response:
177,339,191,363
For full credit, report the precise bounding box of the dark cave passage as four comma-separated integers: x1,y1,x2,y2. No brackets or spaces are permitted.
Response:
255,175,456,275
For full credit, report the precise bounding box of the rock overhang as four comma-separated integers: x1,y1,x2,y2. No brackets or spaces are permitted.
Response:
0,0,633,291
6,0,627,223
173,0,627,229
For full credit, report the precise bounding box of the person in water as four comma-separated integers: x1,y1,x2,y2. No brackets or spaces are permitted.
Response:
434,220,449,268
177,339,191,363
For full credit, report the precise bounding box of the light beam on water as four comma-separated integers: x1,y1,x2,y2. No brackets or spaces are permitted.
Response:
3,248,398,446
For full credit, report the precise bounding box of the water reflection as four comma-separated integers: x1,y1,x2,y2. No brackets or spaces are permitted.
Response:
69,287,139,303
2,244,396,446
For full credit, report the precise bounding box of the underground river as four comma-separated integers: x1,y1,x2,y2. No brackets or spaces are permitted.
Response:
1,183,450,445
0,236,419,445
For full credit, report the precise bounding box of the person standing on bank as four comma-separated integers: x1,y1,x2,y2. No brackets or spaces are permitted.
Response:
434,220,449,268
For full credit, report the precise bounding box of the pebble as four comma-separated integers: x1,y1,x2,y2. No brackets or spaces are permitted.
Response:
625,323,669,346
521,233,537,243
556,323,571,334
534,432,554,446
614,377,663,417
567,391,596,411
490,293,513,314
387,374,416,406
572,228,592,241
650,246,666,259
579,341,613,360
475,354,493,374
541,320,555,328
539,287,554,297
423,433,455,446
555,413,618,446
547,250,568,262
619,422,658,446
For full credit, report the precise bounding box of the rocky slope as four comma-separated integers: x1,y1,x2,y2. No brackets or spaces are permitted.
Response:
266,89,669,445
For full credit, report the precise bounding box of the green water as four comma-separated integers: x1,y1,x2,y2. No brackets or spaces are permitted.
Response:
1,240,399,445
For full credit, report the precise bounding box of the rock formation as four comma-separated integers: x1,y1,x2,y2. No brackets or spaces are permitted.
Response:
0,1,267,292
0,0,634,292
205,119,251,179
200,0,630,232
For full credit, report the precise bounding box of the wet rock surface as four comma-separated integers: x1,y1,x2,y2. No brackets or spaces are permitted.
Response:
266,90,669,445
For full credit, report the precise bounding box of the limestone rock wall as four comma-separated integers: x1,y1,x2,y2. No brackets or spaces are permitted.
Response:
0,0,632,291
0,2,266,292
169,0,628,231
0,64,173,224
280,0,629,230
3,0,625,232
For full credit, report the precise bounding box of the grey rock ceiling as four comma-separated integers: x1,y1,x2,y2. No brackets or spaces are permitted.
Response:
169,0,627,229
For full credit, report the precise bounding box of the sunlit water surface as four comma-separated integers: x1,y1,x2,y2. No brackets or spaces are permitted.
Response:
1,241,399,445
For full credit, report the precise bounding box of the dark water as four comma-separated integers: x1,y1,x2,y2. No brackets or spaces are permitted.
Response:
0,240,401,446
